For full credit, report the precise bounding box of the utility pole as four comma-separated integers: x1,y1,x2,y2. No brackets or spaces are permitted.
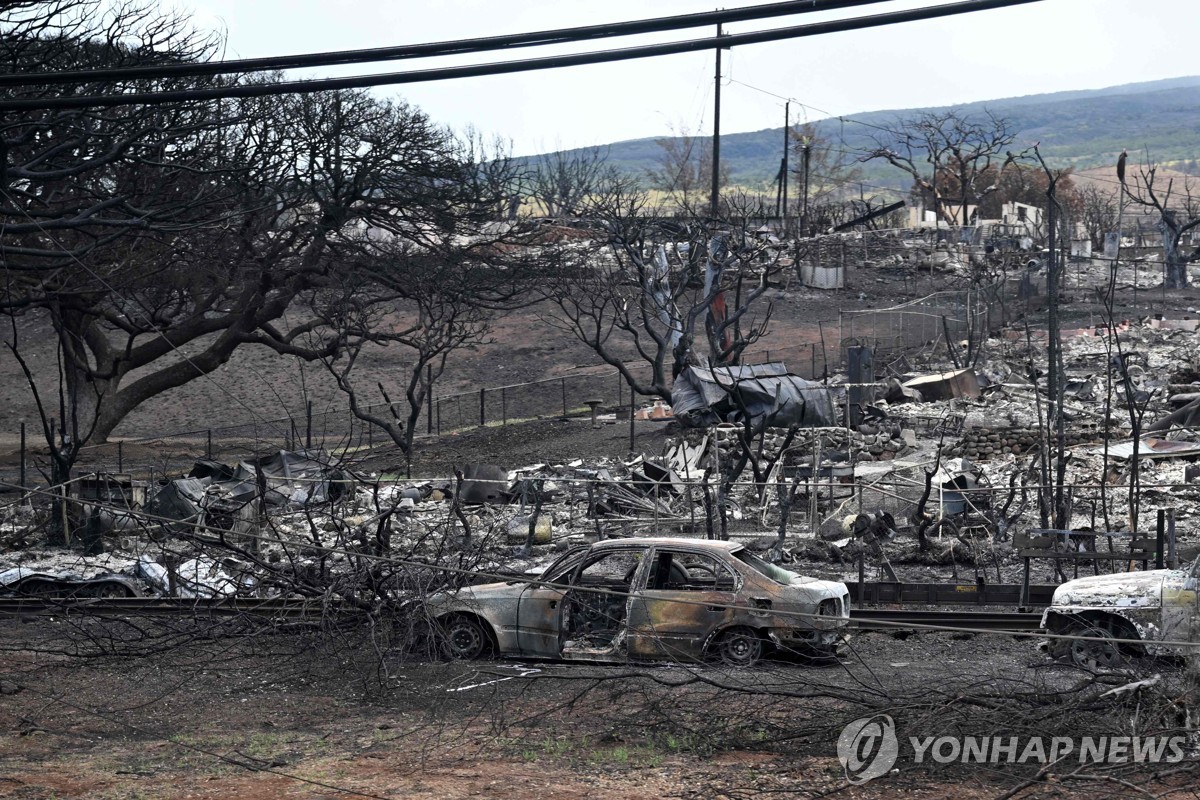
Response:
801,141,811,237
710,22,724,219
781,101,789,222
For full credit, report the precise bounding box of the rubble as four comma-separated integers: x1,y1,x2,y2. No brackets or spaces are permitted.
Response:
671,363,836,428
2,293,1198,612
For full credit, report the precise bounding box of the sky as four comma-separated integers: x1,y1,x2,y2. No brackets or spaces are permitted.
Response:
177,0,1200,157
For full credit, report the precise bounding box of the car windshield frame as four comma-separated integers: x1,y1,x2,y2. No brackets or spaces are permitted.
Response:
535,545,590,584
732,547,799,585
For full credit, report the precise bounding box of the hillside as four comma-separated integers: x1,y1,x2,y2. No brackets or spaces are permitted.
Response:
534,76,1200,192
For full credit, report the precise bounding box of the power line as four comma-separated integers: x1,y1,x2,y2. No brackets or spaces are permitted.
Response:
729,76,1153,198
0,0,896,87
0,0,1045,112
728,77,901,136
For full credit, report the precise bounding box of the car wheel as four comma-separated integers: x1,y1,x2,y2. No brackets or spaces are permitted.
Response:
713,626,763,667
442,616,491,660
1068,624,1123,670
85,581,134,599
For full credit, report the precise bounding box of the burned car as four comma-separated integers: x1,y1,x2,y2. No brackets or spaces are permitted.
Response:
427,537,850,666
1042,561,1200,669
0,567,140,598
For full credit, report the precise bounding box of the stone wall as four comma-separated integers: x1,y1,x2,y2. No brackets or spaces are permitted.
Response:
947,425,1108,459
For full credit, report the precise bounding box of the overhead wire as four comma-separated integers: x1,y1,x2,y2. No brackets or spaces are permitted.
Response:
0,0,1046,112
0,0,899,87
727,75,1157,197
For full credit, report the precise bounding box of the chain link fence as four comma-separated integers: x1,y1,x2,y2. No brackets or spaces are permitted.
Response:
838,285,1001,368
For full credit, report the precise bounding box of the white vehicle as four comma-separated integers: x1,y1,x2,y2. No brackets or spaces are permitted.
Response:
1041,562,1200,669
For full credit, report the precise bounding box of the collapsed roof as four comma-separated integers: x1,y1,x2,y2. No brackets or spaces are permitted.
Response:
671,363,836,429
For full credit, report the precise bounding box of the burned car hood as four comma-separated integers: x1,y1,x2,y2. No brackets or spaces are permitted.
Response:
786,576,847,596
1051,571,1175,608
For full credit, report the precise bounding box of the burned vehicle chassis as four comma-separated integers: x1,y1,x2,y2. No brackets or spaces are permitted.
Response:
1042,563,1200,670
427,537,850,667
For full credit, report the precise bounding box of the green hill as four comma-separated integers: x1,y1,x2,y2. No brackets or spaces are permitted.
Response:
531,76,1200,193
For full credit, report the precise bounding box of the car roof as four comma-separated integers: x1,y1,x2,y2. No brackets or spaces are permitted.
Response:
590,537,742,552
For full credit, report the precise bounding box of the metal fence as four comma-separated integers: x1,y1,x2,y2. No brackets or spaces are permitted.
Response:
431,368,640,434
838,285,1000,366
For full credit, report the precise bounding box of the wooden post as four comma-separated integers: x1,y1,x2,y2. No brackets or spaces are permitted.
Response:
479,388,486,427
1019,556,1031,611
306,400,313,448
1168,509,1177,568
809,438,820,535
561,378,568,417
1156,509,1165,570
502,387,507,426
206,429,213,460
18,422,25,495
118,441,123,473
426,365,434,436
628,382,635,452
436,399,442,436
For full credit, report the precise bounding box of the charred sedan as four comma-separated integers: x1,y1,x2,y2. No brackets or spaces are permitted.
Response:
1041,560,1200,669
427,537,850,667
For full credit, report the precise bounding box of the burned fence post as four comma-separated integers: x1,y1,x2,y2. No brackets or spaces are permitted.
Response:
522,478,545,556
479,388,486,428
502,387,507,426
584,399,603,429
307,400,313,448
846,346,874,429
561,377,567,418
118,441,123,473
1020,553,1032,611
206,429,213,460
436,399,442,436
1156,509,1166,570
452,468,472,546
18,422,25,497
1168,509,1177,568
701,474,715,540
628,382,635,452
426,365,433,436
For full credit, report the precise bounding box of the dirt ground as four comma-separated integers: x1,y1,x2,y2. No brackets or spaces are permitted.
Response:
6,617,1182,800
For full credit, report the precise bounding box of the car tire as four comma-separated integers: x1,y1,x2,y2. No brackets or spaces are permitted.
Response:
712,626,763,667
1067,623,1123,670
442,615,492,660
85,581,135,599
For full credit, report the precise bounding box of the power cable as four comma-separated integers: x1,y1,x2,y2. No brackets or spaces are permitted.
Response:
0,0,897,87
0,0,1046,112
